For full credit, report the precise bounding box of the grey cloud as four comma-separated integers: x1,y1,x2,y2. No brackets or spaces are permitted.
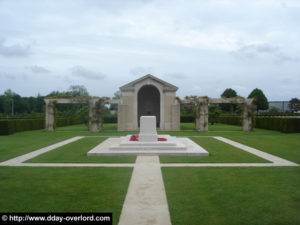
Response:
22,74,29,80
231,43,297,63
0,72,16,79
25,65,51,74
0,38,32,57
275,52,298,63
231,43,279,59
71,66,106,80
130,66,152,76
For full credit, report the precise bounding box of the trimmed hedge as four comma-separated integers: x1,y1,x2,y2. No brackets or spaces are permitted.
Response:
0,117,82,135
103,115,117,123
255,117,300,133
217,115,242,126
217,115,300,133
180,115,195,123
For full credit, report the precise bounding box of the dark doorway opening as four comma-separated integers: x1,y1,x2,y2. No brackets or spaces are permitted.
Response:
138,85,160,127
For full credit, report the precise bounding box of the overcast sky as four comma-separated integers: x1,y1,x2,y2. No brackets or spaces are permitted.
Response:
0,0,299,100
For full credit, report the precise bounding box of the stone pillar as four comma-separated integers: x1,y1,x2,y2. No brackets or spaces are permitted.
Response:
242,102,254,131
118,104,127,131
45,99,56,132
171,101,180,131
88,98,101,132
195,98,209,132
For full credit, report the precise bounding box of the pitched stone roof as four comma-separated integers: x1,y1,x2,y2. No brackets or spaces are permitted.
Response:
120,74,178,92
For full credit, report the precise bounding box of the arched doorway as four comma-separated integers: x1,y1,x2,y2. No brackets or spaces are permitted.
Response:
138,85,160,127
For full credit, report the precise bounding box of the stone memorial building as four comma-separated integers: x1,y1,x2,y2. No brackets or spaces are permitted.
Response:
117,74,180,131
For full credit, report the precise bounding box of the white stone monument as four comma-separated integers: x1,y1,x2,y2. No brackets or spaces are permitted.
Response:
138,116,158,142
87,114,209,156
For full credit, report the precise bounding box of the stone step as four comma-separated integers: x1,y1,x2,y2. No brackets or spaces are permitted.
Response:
119,142,177,147
109,145,186,151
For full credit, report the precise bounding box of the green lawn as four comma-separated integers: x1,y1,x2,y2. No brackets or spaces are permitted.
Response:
0,122,299,224
160,137,269,163
180,122,242,131
0,167,133,225
1,123,299,164
0,130,75,162
27,137,136,163
222,134,300,164
162,167,300,225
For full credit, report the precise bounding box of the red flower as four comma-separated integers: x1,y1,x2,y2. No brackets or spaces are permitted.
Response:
130,135,139,141
158,138,167,141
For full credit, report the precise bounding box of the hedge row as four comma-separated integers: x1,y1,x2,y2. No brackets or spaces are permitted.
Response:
255,117,300,133
217,115,300,133
180,115,195,123
217,115,242,126
56,117,81,127
103,116,117,123
0,117,82,135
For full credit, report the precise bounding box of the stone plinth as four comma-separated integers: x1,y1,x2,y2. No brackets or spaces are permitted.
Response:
139,116,158,142
87,135,209,156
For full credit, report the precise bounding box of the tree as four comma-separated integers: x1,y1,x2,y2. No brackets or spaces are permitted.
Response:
209,104,221,125
248,88,268,112
288,98,300,113
68,85,89,97
112,91,122,99
110,91,122,111
269,106,279,113
220,88,238,113
221,88,237,98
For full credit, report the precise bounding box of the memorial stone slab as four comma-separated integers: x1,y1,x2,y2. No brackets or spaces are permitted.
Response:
139,116,158,142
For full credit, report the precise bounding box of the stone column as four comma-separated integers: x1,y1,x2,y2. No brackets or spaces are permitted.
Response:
88,98,101,132
171,101,180,131
117,104,127,131
45,99,56,132
195,98,209,132
242,101,254,131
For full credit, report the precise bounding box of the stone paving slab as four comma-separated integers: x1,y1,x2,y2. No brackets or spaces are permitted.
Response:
118,156,172,225
10,163,135,167
161,163,299,167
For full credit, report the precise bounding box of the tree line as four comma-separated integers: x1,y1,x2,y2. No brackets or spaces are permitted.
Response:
1,85,299,119
0,85,110,118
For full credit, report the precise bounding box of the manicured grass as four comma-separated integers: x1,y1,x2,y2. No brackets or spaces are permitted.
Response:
159,125,281,137
223,134,300,164
160,137,269,163
1,123,298,164
26,137,136,163
0,131,76,162
181,122,242,131
162,167,300,225
56,123,118,132
0,167,133,225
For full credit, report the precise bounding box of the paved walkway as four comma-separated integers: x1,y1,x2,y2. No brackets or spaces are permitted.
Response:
118,156,172,225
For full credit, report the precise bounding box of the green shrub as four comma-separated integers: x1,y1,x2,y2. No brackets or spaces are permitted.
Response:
180,115,195,123
103,115,117,123
218,115,300,133
0,117,82,135
254,117,300,133
0,120,15,135
217,115,242,126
